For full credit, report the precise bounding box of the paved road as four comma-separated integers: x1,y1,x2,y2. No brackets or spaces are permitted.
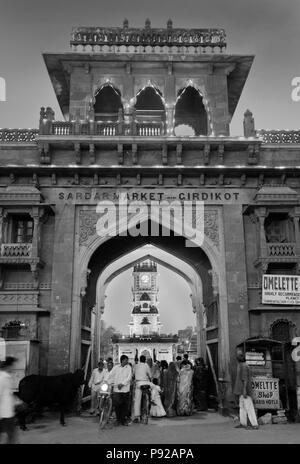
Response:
15,410,300,444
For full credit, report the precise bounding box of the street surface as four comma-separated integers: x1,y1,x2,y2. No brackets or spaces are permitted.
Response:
15,410,300,444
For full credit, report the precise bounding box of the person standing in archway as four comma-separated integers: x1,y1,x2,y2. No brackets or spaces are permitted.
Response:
176,363,194,416
88,360,108,415
233,351,258,430
108,355,132,426
164,362,179,417
193,357,209,411
132,355,152,422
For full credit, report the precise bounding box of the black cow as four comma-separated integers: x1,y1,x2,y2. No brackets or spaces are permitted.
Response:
17,369,85,429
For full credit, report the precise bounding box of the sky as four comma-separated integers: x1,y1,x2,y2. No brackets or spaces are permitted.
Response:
103,264,195,334
0,0,300,133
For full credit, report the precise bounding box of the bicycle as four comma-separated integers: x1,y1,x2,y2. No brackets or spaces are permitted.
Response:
140,385,151,425
97,382,112,429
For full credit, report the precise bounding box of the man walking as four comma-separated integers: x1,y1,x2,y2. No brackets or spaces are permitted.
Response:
0,356,17,444
132,355,152,422
234,351,258,429
108,355,132,426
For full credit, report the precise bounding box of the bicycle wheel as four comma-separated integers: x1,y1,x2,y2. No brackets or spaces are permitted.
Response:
99,396,112,430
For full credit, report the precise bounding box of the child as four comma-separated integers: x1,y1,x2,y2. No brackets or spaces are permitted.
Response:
150,378,166,418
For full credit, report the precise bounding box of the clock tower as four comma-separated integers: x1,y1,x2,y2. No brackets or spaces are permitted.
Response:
129,259,162,336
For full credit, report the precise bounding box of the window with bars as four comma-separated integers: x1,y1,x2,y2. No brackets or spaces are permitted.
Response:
12,217,33,243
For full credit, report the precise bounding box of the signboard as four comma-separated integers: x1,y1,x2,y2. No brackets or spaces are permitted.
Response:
262,274,300,305
246,351,265,366
251,376,280,409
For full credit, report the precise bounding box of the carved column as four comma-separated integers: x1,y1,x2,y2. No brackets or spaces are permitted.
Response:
30,207,43,289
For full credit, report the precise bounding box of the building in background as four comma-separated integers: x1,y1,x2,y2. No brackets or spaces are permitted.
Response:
112,259,178,364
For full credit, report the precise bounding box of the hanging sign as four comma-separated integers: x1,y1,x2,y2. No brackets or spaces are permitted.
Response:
262,274,300,305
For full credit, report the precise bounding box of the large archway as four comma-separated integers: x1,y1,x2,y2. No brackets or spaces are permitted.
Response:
71,215,231,399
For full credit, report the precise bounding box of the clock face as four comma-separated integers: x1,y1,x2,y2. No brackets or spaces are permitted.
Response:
141,274,149,285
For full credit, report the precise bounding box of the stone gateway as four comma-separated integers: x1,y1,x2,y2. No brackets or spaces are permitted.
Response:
0,19,300,418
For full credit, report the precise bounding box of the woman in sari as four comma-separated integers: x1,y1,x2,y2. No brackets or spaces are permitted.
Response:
176,363,194,416
163,362,178,417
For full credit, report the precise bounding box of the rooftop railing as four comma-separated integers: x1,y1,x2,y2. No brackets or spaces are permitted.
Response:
0,129,39,142
256,130,300,144
70,20,227,54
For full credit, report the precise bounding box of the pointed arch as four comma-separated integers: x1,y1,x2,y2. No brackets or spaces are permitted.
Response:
134,85,166,135
135,86,165,111
93,83,123,121
174,86,208,136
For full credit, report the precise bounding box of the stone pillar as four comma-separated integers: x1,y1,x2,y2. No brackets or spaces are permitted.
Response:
223,204,249,400
165,103,175,136
48,203,76,374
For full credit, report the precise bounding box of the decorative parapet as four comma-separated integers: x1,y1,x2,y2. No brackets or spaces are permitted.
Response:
257,130,300,144
70,20,227,53
1,244,32,258
267,243,296,258
0,291,39,306
0,129,38,142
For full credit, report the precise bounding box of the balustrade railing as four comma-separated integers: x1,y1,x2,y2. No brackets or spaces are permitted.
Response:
52,122,73,136
136,122,163,136
95,121,118,136
1,243,32,257
267,242,296,257
3,121,300,142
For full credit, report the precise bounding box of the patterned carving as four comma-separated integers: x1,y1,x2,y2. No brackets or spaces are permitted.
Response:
0,291,39,305
204,210,220,250
257,130,300,144
3,282,51,290
71,24,226,52
0,129,38,143
79,208,220,251
79,210,97,245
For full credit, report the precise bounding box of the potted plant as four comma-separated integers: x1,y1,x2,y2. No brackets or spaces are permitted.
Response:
1,320,24,339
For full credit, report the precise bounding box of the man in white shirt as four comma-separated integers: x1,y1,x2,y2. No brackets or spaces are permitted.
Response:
107,355,132,426
132,355,152,422
0,356,17,444
88,360,109,414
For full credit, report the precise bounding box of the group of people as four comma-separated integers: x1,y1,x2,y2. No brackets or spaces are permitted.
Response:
88,353,210,426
